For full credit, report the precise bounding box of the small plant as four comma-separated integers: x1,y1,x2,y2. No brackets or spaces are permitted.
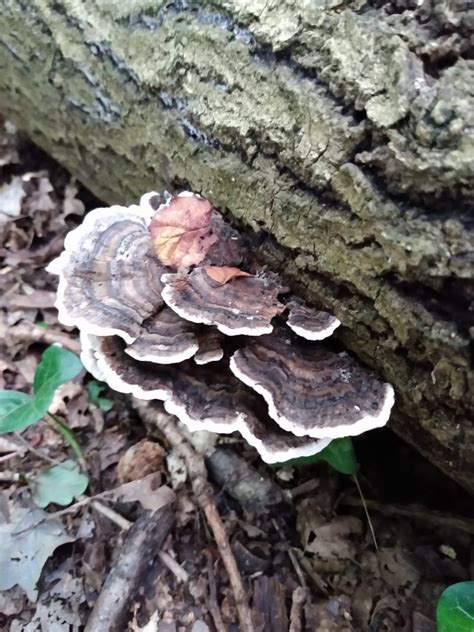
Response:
0,345,89,507
437,581,474,632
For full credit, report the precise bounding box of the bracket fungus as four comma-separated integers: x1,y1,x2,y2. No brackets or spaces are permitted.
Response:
49,191,395,463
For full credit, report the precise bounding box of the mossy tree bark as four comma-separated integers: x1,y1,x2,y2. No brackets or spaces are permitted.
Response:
1,0,473,490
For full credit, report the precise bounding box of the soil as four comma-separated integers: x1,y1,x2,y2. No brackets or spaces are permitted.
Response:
0,119,472,632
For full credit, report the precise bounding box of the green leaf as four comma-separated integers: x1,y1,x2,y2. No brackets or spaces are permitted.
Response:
0,390,42,434
31,459,89,508
0,390,33,415
86,380,113,412
317,438,358,475
0,346,83,434
272,438,358,475
437,581,474,632
33,345,83,395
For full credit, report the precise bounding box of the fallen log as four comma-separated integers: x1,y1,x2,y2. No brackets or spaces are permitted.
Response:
0,0,472,491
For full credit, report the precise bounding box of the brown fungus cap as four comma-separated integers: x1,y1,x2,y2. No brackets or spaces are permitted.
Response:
164,371,331,464
125,306,199,364
286,298,341,341
161,267,285,336
47,204,166,344
230,333,395,439
81,334,174,401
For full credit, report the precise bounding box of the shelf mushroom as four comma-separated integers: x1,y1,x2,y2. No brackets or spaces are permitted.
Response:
48,190,395,464
285,298,341,341
46,204,166,343
230,332,395,439
161,267,285,336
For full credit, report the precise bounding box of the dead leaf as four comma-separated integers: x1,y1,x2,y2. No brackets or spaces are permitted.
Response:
378,547,420,595
149,194,218,268
117,439,165,483
0,504,75,601
113,474,175,511
203,266,252,285
297,499,363,572
63,183,85,218
0,177,26,225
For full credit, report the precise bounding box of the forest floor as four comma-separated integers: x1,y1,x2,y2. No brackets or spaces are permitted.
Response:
0,118,473,632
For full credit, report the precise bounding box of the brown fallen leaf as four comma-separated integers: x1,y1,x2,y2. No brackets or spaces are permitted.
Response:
203,266,252,286
149,193,218,269
113,474,175,511
117,439,166,483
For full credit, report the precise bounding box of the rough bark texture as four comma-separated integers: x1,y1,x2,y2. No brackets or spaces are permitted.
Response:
1,0,473,490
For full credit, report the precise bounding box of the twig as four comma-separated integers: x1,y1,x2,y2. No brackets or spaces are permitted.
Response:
14,431,63,467
134,401,254,632
0,471,21,482
158,550,189,583
289,586,308,632
84,505,175,632
91,500,132,531
293,549,328,597
352,474,378,551
271,518,307,589
205,552,227,632
342,496,474,535
1,323,80,354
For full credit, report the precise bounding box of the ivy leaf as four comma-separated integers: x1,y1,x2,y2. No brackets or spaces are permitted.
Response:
203,266,252,286
437,581,474,632
31,459,89,508
149,194,218,268
0,346,83,434
86,380,113,412
272,438,358,475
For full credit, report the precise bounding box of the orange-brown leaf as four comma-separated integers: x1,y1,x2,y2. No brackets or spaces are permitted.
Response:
149,194,218,269
203,266,252,286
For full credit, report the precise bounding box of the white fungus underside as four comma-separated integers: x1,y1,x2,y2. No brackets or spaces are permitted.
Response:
164,399,331,464
229,355,395,439
287,317,341,341
125,342,200,365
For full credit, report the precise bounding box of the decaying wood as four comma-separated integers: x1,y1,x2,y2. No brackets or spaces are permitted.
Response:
0,0,473,491
84,505,174,632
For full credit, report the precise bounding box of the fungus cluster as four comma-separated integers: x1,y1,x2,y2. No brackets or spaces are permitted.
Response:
47,192,395,463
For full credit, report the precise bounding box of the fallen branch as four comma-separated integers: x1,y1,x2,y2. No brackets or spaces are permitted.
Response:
289,587,308,632
84,504,175,632
341,496,474,535
134,401,255,632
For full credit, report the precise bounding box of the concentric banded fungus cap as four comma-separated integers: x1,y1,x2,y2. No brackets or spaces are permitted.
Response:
161,267,285,336
164,371,331,464
286,298,341,341
125,307,199,364
230,333,395,439
81,334,174,401
47,205,166,344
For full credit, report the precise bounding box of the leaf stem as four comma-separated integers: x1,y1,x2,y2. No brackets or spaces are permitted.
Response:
47,413,86,469
352,473,378,551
